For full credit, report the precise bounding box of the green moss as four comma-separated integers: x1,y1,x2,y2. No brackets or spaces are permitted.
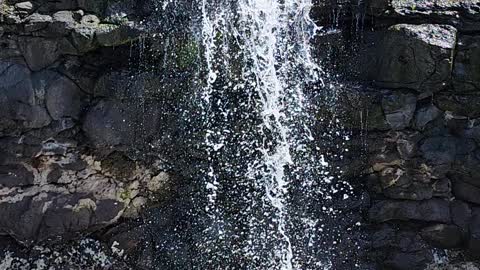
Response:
1,2,13,15
119,189,132,201
175,38,199,70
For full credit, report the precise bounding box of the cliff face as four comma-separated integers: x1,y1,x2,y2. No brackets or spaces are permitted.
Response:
0,0,479,269
0,1,184,267
332,0,480,269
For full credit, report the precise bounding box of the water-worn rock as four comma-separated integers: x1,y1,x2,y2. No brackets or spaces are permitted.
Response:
96,24,143,47
383,182,433,200
365,24,457,94
369,199,451,223
0,149,171,246
17,37,62,71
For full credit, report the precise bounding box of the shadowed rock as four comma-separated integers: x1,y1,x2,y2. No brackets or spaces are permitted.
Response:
364,24,457,95
369,199,451,223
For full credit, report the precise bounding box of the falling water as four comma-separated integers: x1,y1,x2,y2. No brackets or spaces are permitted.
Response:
183,0,353,269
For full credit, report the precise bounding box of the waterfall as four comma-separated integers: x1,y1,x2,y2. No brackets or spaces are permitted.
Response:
190,0,340,269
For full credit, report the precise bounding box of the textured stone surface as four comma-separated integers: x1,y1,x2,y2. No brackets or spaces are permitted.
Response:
421,224,463,248
1,0,480,269
365,24,457,94
454,36,480,93
82,100,136,147
369,199,451,223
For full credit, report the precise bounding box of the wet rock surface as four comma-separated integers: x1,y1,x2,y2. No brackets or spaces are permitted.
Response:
0,0,479,269
0,0,189,269
332,0,480,268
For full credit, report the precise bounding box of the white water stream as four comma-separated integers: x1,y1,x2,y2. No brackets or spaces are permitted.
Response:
197,0,334,269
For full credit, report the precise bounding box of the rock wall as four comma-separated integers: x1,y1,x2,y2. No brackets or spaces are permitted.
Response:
328,0,480,269
0,0,183,254
0,0,479,269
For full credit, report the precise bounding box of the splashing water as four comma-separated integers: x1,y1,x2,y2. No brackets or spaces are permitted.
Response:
191,0,347,269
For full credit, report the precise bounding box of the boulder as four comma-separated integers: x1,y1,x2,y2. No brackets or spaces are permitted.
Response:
435,94,480,118
95,24,143,47
420,224,463,248
365,24,457,94
0,192,125,245
369,199,451,223
365,103,390,131
414,104,442,131
420,136,456,165
453,35,480,93
45,75,85,120
432,178,451,197
0,164,34,187
383,182,433,201
0,62,52,132
466,121,480,144
82,100,136,147
24,13,53,32
17,37,61,71
382,92,417,130
451,200,472,232
453,181,480,205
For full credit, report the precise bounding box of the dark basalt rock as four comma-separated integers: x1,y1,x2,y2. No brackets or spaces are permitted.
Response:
363,24,457,94
46,75,85,120
0,62,52,133
0,192,126,245
413,104,442,131
18,37,64,71
453,181,480,205
82,100,137,147
384,251,432,270
435,94,480,118
420,136,457,165
0,164,34,187
467,210,480,255
367,0,480,31
369,199,451,223
451,200,473,232
420,224,463,248
454,35,480,93
381,92,417,130
371,225,434,270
